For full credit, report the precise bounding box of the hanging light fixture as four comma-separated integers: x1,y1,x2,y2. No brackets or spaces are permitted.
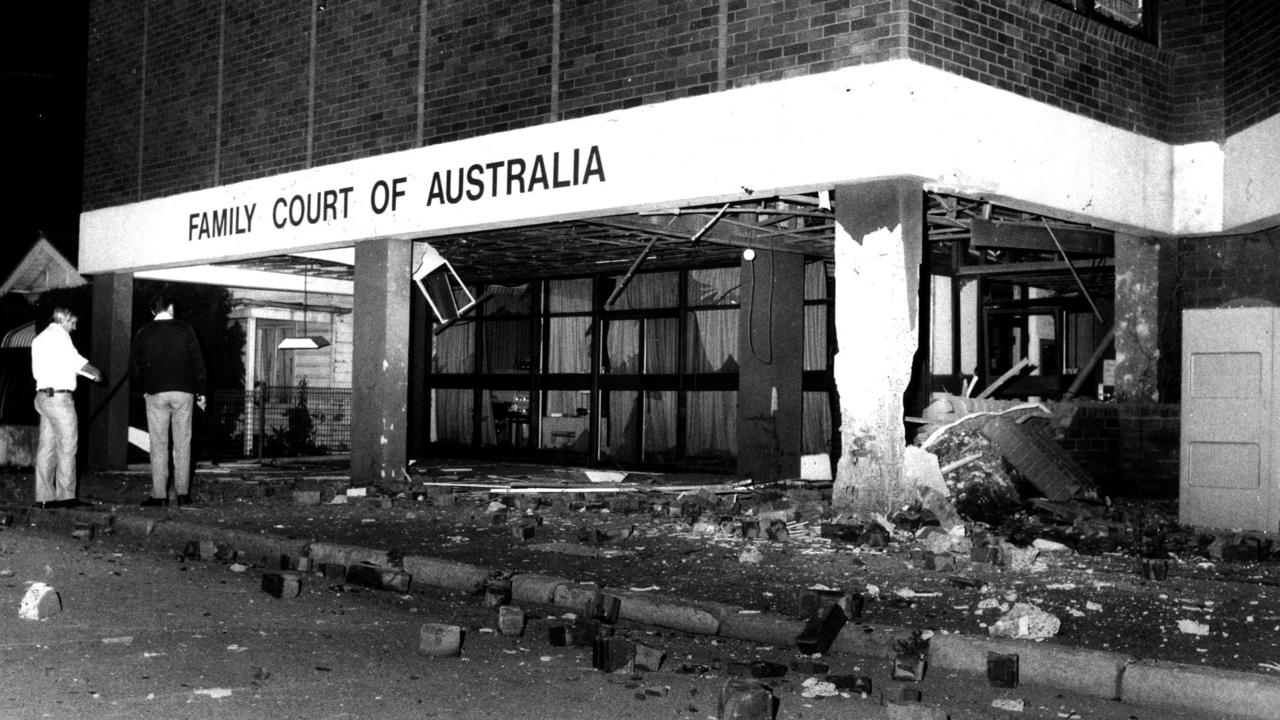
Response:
413,243,476,323
278,260,331,350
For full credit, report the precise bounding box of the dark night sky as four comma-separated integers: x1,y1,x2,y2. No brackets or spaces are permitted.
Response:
1,3,89,280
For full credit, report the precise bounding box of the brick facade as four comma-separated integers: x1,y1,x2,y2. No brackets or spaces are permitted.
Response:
1224,2,1280,135
1059,402,1180,499
1162,0,1225,143
426,0,553,144
1178,230,1280,310
83,0,1266,211
905,0,1173,139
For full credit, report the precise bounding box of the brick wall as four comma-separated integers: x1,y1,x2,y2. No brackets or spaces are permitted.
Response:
1059,402,1180,499
424,0,552,144
142,1,221,196
561,0,719,117
725,0,908,84
84,0,1257,211
1224,3,1280,135
1162,0,1225,143
83,3,144,209
220,1,311,186
905,0,1173,140
313,0,419,165
1178,230,1280,310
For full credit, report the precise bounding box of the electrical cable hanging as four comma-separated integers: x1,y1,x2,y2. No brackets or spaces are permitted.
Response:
278,260,330,350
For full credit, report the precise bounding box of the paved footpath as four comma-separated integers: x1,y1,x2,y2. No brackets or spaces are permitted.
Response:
0,500,1255,720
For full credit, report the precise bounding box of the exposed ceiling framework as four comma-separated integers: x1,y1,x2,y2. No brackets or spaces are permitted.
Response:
209,191,1114,297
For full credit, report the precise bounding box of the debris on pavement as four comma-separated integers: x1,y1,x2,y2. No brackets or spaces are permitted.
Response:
18,581,61,620
989,603,1061,640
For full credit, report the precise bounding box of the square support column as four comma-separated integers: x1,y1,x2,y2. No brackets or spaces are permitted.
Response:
351,238,412,488
831,179,924,514
88,272,133,471
736,248,804,482
1114,233,1164,402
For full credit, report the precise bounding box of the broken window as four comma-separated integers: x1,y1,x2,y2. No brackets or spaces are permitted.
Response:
1045,0,1155,39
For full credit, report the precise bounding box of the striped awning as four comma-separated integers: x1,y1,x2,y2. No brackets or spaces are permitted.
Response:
1,321,37,349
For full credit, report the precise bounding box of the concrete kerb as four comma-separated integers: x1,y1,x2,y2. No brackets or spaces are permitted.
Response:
928,633,1131,700
308,542,391,568
1121,659,1280,720
95,509,1280,720
127,516,310,567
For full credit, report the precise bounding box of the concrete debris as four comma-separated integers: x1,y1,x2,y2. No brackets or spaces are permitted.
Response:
193,688,233,699
738,546,763,564
799,677,839,698
1177,619,1210,636
999,543,1041,572
990,697,1025,712
19,582,61,620
989,603,1061,640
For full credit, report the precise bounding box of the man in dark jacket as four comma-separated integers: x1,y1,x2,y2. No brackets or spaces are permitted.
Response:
131,293,207,507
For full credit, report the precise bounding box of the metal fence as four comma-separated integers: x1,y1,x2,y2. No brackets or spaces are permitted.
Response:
129,385,352,461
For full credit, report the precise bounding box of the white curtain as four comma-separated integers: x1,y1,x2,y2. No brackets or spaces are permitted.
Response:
685,391,736,456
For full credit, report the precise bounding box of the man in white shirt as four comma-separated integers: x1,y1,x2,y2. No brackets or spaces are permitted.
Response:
30,307,102,509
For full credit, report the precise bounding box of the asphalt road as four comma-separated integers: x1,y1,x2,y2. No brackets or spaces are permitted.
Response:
0,519,1210,720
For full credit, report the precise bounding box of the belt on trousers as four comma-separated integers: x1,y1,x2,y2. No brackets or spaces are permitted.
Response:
37,388,73,396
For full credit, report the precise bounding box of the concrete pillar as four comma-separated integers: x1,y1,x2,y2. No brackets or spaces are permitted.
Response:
351,238,412,487
1113,234,1164,402
88,272,133,471
736,248,804,482
408,282,429,458
831,179,924,514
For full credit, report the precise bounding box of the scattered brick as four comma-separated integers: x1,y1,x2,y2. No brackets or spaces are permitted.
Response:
892,654,926,682
293,490,322,505
321,563,348,581
987,651,1019,688
484,577,513,607
497,605,525,637
592,592,621,623
717,679,775,720
829,675,872,695
347,563,411,593
796,604,846,655
262,572,302,598
789,659,829,675
728,660,788,679
592,636,633,673
419,623,463,657
632,642,665,672
797,587,862,621
925,551,956,572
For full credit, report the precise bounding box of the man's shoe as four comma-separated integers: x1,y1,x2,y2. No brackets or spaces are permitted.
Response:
62,499,94,509
140,496,168,508
175,494,193,507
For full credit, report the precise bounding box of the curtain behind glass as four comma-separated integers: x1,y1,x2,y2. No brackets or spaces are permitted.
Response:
434,322,474,373
644,390,676,462
611,272,677,309
433,388,473,444
686,391,735,456
687,309,738,373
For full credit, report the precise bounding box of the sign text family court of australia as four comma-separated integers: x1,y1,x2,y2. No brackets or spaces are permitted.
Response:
186,145,606,242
